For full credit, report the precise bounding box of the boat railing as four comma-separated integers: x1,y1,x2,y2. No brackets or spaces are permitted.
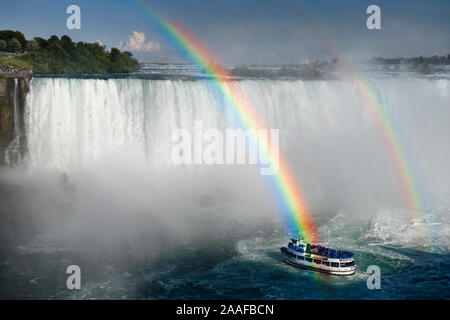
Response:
288,242,354,259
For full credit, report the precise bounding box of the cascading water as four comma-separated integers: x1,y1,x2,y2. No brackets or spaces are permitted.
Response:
0,74,449,299
24,77,450,211
4,79,26,166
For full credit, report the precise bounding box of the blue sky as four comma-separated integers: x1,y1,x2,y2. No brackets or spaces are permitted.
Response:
1,0,449,63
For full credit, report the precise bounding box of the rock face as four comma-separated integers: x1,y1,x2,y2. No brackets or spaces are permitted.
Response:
0,76,31,165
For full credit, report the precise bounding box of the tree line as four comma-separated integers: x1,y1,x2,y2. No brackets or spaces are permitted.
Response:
0,30,139,74
371,55,450,66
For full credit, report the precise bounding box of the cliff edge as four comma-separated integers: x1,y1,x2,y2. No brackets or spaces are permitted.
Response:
0,75,31,165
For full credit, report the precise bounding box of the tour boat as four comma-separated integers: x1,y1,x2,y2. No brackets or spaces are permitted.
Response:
280,237,356,276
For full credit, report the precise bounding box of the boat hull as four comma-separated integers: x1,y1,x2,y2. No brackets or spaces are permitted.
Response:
281,247,356,276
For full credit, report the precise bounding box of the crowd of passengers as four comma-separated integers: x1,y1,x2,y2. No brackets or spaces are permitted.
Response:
0,65,33,74
288,242,353,259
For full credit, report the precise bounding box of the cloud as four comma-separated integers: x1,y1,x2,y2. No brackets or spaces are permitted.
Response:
118,31,161,53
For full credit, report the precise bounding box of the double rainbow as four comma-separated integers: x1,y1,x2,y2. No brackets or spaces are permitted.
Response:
131,0,433,245
133,0,319,242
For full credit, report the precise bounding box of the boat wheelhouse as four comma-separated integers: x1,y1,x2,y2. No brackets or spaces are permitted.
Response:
280,238,356,276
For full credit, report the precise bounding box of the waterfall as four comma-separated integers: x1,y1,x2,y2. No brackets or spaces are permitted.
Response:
4,78,29,165
23,77,450,211
1,75,447,299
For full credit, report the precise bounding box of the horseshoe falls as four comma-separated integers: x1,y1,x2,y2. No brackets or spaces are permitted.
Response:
0,73,449,299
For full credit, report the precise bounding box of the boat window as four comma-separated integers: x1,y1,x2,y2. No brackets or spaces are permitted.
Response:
305,258,312,262
322,261,330,266
342,261,355,267
314,259,321,264
298,256,304,260
331,262,339,267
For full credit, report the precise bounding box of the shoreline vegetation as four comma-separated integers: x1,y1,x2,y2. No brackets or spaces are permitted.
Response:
0,30,139,74
1,30,449,77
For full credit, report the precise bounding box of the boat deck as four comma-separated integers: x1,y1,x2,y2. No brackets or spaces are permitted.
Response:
281,240,357,276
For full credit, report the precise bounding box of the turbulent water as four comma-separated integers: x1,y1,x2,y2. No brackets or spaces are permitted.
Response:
0,71,449,299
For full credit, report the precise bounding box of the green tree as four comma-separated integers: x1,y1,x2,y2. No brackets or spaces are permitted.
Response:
6,31,140,74
33,37,48,49
0,39,6,51
26,39,39,52
60,35,75,53
0,30,27,47
48,35,59,44
7,38,22,52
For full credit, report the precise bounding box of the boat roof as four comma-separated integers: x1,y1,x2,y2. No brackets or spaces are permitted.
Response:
288,239,354,257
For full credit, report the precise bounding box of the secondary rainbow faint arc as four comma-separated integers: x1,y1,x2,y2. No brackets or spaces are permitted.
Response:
296,1,432,245
132,0,319,242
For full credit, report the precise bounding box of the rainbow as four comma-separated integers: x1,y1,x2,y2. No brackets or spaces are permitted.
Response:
131,0,433,246
296,1,433,245
132,0,320,242
351,64,432,245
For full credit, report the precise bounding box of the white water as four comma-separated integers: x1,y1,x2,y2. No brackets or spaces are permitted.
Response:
24,77,450,214
5,79,22,165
